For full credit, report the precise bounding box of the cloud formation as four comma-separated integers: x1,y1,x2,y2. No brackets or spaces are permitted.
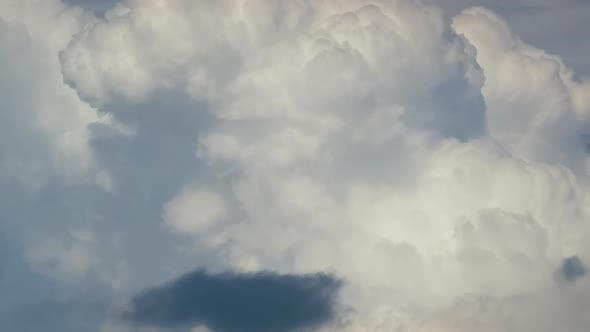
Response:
2,0,590,331
125,270,341,332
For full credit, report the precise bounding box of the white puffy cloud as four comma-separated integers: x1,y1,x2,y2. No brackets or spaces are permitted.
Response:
453,7,590,170
1,0,590,331
0,0,102,189
56,0,590,331
163,188,227,235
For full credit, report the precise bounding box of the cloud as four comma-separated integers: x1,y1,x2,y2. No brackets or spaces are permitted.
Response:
561,256,586,283
453,7,590,172
438,0,590,77
0,2,99,189
65,0,121,13
125,269,341,332
163,188,227,235
2,0,590,331
60,0,487,141
54,0,590,331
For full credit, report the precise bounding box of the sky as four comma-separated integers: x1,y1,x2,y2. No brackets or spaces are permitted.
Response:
0,0,589,331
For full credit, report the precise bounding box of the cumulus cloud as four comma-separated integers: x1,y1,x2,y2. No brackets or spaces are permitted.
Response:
163,188,227,235
453,7,590,169
2,0,590,331
56,0,590,331
124,270,341,332
0,1,99,188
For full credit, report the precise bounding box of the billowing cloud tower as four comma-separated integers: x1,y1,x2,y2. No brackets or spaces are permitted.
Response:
1,0,590,331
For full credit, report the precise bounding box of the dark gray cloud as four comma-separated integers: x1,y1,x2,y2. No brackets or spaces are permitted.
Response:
561,256,586,282
63,0,121,14
125,269,342,332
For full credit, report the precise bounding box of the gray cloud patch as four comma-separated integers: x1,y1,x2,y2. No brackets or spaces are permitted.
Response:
63,0,121,14
560,256,586,282
125,269,341,332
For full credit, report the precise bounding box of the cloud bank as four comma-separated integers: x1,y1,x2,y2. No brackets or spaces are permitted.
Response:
2,0,590,331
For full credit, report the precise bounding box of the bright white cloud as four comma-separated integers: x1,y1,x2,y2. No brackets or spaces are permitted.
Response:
57,0,590,331
163,188,227,235
0,0,101,189
2,0,590,331
454,7,590,169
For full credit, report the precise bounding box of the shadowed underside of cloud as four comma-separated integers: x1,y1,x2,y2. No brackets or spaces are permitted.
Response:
125,269,342,332
561,256,586,283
